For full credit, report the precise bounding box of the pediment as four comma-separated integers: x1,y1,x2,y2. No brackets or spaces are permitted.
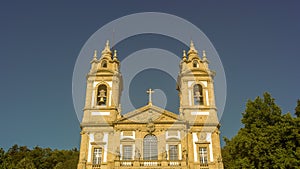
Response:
116,104,179,123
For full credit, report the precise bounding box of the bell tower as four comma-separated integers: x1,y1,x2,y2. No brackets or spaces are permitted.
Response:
177,41,223,168
82,40,122,124
177,41,218,124
78,41,123,169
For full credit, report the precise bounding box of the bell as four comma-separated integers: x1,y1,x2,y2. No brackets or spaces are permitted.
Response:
195,91,202,97
98,89,106,104
99,97,104,103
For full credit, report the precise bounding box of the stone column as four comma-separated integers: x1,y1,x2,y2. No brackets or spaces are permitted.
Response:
78,131,89,169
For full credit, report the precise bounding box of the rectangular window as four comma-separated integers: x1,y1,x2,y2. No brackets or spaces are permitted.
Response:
123,145,132,160
93,148,102,165
199,147,208,164
169,145,178,160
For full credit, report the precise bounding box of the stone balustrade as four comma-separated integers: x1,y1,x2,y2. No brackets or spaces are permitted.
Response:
88,160,212,169
113,159,185,168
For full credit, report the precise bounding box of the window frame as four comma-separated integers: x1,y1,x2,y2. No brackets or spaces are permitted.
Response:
92,147,102,165
143,134,158,160
97,84,107,106
169,145,179,160
193,84,204,105
197,144,210,166
193,60,199,68
94,82,111,107
101,60,107,68
122,145,133,160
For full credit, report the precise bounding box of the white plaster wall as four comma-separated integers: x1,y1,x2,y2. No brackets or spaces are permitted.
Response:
192,133,198,162
103,132,108,162
191,112,209,115
87,133,94,162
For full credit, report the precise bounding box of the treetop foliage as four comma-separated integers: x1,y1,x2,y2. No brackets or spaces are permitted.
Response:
222,92,300,169
0,145,78,169
295,99,300,117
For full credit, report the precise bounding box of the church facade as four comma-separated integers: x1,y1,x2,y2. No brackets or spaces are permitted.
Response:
77,41,224,169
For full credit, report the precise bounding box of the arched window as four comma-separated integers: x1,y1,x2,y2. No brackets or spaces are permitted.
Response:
101,61,107,68
193,84,204,105
193,61,198,68
143,135,158,160
97,84,107,106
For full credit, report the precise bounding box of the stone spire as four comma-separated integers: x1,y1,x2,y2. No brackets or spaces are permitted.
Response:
91,50,98,63
112,49,120,71
202,50,209,64
113,50,118,61
182,50,187,61
93,50,97,58
90,50,98,73
187,40,198,56
101,40,112,56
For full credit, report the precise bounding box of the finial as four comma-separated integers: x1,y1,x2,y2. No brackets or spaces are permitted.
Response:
102,40,112,55
188,40,198,55
113,50,117,59
93,50,97,58
190,40,195,50
91,50,98,63
183,50,187,60
105,40,110,49
202,50,209,64
202,50,206,58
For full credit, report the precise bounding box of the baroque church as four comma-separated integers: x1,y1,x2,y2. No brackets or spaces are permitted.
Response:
77,40,224,169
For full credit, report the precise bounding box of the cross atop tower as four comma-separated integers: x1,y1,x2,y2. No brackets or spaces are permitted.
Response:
146,88,154,104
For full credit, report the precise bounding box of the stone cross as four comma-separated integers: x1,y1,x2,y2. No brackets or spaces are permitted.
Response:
146,88,154,103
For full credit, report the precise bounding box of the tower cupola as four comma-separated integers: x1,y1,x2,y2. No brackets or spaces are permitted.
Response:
101,40,113,60
187,41,199,61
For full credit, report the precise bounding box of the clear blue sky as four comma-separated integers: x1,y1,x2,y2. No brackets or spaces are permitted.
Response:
0,1,299,150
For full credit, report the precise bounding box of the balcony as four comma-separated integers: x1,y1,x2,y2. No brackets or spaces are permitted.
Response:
92,164,101,169
200,163,209,169
89,160,214,169
114,160,186,169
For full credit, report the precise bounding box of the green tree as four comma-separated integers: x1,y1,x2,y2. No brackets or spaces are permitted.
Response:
52,148,79,169
30,146,54,169
295,99,300,117
54,157,79,169
0,148,5,164
294,99,300,165
16,158,36,169
222,93,300,169
0,145,79,169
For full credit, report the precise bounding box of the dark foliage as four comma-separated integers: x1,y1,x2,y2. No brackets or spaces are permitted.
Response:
222,93,300,169
0,145,79,169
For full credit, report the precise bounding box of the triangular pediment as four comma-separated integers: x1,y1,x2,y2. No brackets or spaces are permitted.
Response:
116,104,179,123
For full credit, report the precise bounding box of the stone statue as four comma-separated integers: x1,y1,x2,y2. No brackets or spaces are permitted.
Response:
115,147,120,160
182,149,187,160
135,148,141,160
162,149,168,160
